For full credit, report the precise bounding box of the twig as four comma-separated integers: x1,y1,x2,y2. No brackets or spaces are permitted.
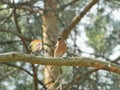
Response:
63,68,99,90
1,62,46,89
0,40,20,45
62,0,98,39
58,0,79,11
12,0,28,51
31,63,38,90
0,68,17,81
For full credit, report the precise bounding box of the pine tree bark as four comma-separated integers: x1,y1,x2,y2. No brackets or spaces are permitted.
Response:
42,0,62,90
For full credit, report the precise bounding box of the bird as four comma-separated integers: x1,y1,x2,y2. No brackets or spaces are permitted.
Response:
28,39,42,90
54,37,67,58
28,39,42,55
53,37,67,90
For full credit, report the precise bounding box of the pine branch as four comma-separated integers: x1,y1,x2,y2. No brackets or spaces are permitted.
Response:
0,52,120,75
62,0,98,39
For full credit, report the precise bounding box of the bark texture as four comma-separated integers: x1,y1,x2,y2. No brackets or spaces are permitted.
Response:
0,52,120,75
42,0,62,89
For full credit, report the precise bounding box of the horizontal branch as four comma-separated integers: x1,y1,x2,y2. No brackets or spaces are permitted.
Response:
0,40,20,45
0,52,120,74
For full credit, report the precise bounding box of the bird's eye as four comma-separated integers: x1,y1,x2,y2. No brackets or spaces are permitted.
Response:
57,37,62,40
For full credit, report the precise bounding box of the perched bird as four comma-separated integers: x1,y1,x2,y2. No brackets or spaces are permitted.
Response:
28,39,42,90
54,37,67,58
53,37,67,90
29,39,42,54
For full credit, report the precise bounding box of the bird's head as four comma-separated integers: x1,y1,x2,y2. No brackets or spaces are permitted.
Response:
57,37,63,41
28,39,42,53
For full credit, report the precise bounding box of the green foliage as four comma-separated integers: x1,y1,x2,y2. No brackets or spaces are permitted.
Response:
85,12,119,55
86,28,106,53
0,0,120,90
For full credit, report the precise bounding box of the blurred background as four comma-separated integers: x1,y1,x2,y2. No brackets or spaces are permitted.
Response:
0,0,120,90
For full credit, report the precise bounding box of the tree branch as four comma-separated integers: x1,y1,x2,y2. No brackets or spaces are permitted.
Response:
0,52,120,75
0,29,24,38
63,54,120,89
0,0,43,14
1,62,46,89
58,0,79,11
31,63,38,90
13,0,28,51
0,68,17,81
62,0,98,39
63,68,99,90
0,40,20,45
63,55,120,90
0,29,31,42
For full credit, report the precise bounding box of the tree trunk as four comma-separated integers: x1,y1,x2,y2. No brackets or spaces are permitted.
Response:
42,0,62,90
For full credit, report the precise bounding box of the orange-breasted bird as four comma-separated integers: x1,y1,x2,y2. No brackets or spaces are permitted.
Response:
29,39,42,54
54,37,67,58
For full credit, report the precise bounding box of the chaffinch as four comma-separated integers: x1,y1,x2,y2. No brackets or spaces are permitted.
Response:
54,37,67,58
